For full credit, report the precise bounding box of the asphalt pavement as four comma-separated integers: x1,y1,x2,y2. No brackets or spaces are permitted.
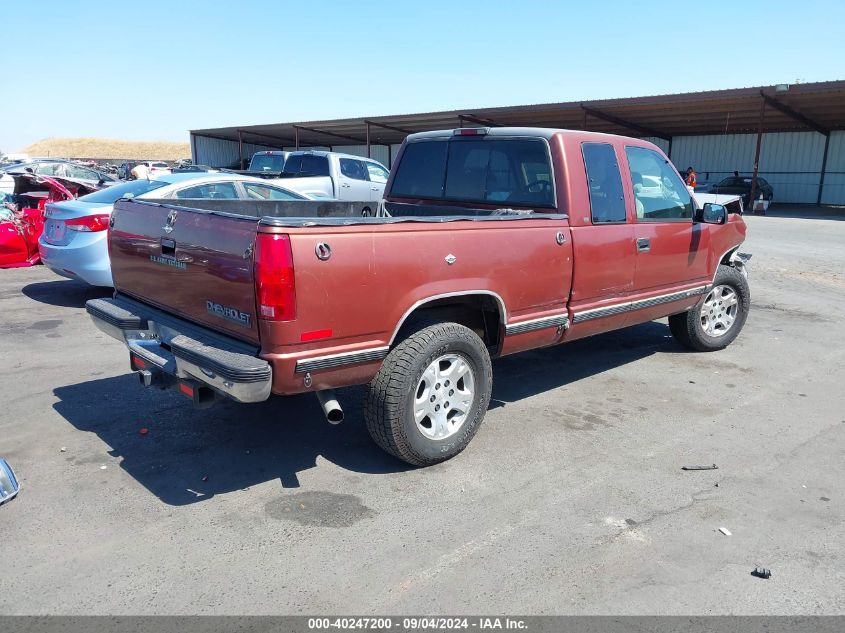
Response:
1,209,843,615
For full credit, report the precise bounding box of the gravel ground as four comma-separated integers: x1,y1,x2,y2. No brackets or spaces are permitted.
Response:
1,209,843,615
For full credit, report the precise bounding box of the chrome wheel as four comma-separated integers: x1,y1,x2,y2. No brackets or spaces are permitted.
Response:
413,353,475,440
701,285,739,337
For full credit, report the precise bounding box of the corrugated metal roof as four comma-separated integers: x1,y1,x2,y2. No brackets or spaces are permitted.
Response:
191,80,845,148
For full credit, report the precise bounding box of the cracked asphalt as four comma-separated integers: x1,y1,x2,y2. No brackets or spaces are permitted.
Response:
0,208,843,614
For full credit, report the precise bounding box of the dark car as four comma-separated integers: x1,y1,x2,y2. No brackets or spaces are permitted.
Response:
711,176,773,207
3,160,117,187
171,164,217,173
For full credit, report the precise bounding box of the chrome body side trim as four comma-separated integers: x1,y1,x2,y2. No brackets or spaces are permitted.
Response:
388,290,508,346
505,314,569,336
295,346,389,374
572,286,707,324
572,302,630,323
629,286,707,310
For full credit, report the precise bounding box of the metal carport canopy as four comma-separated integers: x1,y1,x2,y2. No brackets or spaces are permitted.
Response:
190,80,845,150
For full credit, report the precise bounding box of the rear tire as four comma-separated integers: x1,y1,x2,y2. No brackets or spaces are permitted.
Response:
364,322,492,466
669,264,750,351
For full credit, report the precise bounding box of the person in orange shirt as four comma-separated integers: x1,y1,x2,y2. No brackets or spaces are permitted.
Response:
685,166,697,189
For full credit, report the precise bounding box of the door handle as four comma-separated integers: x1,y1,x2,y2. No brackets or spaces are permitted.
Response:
636,237,651,252
371,186,379,191
341,183,351,188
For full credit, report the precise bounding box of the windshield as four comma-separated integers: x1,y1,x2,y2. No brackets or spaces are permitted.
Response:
77,179,168,203
250,154,286,172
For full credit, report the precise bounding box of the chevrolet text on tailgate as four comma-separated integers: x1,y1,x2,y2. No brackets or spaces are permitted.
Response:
87,127,750,466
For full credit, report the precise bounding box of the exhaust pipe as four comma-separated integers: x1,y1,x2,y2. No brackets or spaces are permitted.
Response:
315,390,344,424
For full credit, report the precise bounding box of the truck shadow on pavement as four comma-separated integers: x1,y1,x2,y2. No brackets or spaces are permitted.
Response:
52,320,684,506
52,375,410,505
22,279,111,308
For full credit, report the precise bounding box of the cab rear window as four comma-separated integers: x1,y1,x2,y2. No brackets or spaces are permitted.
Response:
283,154,330,177
390,138,554,208
250,154,286,172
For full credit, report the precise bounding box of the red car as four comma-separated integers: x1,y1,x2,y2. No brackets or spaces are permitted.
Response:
0,173,105,268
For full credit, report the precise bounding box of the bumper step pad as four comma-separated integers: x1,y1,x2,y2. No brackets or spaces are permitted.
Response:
169,335,270,384
86,298,146,330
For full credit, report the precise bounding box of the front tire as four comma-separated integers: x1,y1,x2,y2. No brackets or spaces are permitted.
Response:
364,322,492,466
669,264,750,351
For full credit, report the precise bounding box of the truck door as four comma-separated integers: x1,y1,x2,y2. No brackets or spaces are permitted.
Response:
338,158,372,201
364,161,390,200
622,146,711,324
566,141,637,339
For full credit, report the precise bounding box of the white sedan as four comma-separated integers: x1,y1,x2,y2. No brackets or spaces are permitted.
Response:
38,173,311,287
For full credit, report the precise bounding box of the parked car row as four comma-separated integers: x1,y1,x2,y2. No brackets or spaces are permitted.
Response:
1,146,392,280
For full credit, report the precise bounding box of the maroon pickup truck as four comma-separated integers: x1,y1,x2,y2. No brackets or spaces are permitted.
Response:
87,127,750,466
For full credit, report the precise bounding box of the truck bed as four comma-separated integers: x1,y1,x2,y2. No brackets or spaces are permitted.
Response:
107,197,572,393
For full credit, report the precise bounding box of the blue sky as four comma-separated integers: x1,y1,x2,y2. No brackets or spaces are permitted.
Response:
1,0,842,151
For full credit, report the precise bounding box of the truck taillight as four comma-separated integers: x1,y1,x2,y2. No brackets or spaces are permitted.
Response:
66,214,111,232
254,233,296,321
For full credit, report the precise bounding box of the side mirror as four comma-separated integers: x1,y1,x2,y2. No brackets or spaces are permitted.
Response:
696,202,727,225
0,458,20,506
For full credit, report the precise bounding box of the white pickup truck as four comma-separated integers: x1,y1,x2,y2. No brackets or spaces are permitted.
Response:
245,150,390,205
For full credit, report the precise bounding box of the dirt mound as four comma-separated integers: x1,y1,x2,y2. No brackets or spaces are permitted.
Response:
20,137,190,161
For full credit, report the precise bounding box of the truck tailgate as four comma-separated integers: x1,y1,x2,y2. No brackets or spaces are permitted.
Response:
109,199,261,344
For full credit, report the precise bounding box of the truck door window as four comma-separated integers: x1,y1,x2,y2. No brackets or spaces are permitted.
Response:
582,143,626,223
340,158,368,181
625,146,693,221
365,162,389,184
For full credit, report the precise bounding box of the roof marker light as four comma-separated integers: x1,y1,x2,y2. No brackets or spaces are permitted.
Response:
453,127,489,136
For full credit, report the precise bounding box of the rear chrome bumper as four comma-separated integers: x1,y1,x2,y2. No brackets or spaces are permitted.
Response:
86,295,271,403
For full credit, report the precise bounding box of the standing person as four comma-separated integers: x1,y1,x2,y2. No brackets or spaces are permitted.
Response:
129,162,149,180
685,166,697,189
